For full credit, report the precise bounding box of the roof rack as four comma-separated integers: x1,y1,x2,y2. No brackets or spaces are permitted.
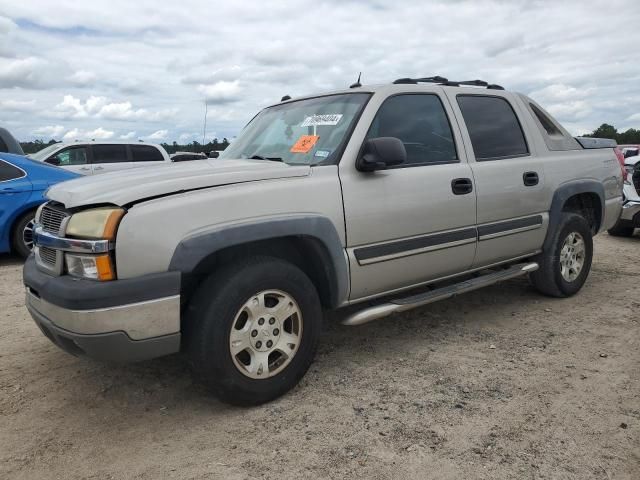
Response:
392,76,504,90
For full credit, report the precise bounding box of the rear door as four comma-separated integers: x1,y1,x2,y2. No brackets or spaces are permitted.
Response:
444,91,548,267
0,159,32,245
90,144,129,174
340,90,477,300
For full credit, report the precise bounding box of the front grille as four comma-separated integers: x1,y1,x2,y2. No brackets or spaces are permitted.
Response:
39,246,57,266
40,204,68,234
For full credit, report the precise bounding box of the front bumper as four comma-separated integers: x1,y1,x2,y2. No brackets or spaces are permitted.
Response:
619,199,640,225
23,256,182,363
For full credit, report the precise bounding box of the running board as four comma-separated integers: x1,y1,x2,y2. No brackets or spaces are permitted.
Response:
342,262,539,326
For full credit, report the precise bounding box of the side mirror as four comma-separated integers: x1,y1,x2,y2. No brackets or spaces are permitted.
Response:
46,157,61,166
209,151,219,158
356,137,406,172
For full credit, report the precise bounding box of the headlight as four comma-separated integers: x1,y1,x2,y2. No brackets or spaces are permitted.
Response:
65,207,125,240
65,253,115,281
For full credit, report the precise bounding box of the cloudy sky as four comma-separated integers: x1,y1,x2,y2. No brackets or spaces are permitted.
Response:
0,0,639,143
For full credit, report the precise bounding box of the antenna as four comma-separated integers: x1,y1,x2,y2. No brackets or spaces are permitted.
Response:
350,72,362,88
202,101,208,147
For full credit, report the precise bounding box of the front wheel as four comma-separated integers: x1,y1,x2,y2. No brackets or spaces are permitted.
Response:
530,213,593,298
186,256,322,406
11,211,36,258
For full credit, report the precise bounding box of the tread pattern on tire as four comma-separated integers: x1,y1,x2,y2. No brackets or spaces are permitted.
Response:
186,255,322,406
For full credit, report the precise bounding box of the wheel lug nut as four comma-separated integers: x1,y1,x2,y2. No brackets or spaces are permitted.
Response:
273,328,279,336
256,341,262,348
258,318,265,325
269,317,275,325
251,330,258,337
266,340,273,348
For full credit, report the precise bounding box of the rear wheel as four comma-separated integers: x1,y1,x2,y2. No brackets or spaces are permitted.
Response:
11,211,36,258
530,213,593,298
186,256,322,406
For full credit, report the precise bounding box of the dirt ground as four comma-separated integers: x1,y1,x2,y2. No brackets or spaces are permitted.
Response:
0,233,638,480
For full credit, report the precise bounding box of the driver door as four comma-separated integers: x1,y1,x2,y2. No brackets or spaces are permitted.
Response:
47,146,92,175
339,92,478,300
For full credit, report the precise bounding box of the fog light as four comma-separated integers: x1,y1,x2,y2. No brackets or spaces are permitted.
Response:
65,253,115,281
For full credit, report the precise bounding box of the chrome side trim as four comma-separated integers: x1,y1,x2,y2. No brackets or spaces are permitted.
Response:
33,225,112,254
342,262,539,326
26,290,180,340
357,237,476,265
478,223,542,241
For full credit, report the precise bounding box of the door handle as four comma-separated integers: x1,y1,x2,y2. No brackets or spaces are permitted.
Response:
523,171,539,186
451,178,473,195
94,166,104,170
80,166,91,171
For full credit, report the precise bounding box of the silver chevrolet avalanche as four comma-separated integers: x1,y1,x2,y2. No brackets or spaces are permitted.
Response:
24,77,624,405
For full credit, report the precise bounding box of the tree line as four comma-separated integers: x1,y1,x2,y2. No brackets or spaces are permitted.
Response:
583,124,640,144
19,138,231,155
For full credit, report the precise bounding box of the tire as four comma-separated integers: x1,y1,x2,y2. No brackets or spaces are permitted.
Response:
607,221,635,237
186,256,322,406
11,211,36,259
529,213,593,298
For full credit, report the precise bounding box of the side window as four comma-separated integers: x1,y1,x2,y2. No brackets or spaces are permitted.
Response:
51,146,89,166
92,144,128,164
131,145,164,162
366,94,458,166
0,160,25,181
457,95,529,161
0,136,8,153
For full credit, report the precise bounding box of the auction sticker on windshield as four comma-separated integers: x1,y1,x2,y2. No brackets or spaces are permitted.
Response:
291,135,320,153
301,114,343,127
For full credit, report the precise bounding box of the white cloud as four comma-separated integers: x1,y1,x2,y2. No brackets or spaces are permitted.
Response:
33,125,65,138
1,1,640,140
197,81,242,105
119,131,137,139
0,56,52,89
0,99,37,112
146,129,168,140
51,94,176,121
62,127,114,141
67,70,97,86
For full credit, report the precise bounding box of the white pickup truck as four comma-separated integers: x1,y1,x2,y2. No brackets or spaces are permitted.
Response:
24,77,624,405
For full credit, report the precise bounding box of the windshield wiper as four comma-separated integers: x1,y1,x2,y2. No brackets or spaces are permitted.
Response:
249,154,284,162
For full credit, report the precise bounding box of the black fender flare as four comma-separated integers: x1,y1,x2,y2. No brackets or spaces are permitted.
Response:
169,215,349,307
544,180,605,251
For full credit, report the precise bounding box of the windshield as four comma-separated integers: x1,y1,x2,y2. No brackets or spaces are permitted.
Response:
29,143,63,161
219,93,370,165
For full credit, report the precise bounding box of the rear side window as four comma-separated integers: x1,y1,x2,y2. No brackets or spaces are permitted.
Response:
131,145,164,162
0,159,25,181
530,103,562,136
0,137,8,153
366,94,458,166
92,144,128,163
457,95,529,161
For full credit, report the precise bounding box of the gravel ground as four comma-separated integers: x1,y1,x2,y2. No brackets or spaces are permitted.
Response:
1,233,638,480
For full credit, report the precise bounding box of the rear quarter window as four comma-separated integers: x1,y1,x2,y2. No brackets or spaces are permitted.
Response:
457,95,529,161
0,159,25,182
131,145,164,162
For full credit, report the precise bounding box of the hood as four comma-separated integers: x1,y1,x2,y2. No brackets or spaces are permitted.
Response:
46,159,311,208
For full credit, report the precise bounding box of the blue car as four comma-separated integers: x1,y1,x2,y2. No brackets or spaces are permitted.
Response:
0,153,79,258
